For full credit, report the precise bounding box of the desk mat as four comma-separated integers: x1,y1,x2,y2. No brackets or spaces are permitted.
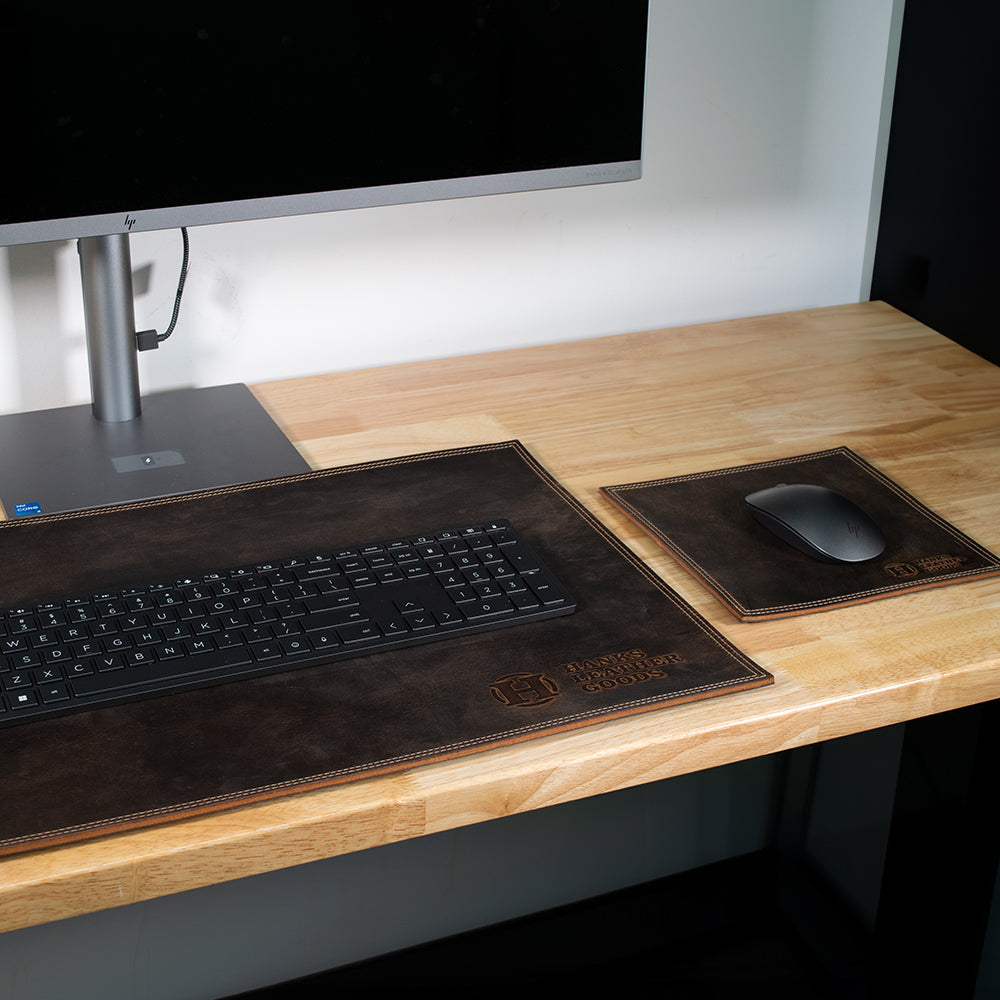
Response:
601,447,1000,621
0,441,770,856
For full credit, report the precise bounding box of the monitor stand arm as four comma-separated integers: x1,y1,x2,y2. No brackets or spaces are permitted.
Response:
0,233,310,518
79,233,142,423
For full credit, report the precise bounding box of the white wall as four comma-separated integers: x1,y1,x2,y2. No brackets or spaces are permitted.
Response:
0,0,900,415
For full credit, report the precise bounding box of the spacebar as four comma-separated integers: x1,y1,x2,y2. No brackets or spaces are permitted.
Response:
71,648,255,698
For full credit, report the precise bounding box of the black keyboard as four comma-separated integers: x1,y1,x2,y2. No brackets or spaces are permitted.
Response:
0,519,574,728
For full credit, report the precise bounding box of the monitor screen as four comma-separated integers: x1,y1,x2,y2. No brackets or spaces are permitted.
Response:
1,4,648,246
0,3,648,515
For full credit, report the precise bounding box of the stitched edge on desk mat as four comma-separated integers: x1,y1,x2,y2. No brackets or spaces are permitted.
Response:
0,441,771,856
600,446,1000,622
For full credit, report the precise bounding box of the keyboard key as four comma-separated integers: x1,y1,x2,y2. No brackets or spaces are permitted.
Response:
463,598,515,620
309,629,341,651
528,573,566,605
40,684,70,704
340,623,381,643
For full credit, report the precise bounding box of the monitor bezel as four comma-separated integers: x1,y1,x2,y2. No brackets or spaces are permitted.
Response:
0,163,642,248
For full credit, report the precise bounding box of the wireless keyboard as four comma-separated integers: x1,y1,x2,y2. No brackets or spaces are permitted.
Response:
0,519,575,728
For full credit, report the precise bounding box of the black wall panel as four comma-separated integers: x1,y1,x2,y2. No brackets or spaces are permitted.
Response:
871,1,998,365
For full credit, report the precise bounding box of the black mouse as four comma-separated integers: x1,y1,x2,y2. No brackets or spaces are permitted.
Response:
744,483,886,563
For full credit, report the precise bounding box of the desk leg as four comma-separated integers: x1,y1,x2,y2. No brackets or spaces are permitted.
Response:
770,742,875,996
872,701,1000,998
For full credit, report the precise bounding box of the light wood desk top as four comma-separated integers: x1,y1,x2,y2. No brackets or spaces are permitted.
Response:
3,301,998,934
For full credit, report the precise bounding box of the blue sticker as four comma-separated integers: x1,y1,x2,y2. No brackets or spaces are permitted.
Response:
14,502,43,517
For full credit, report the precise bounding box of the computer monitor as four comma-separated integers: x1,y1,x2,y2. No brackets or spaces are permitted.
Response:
0,4,648,516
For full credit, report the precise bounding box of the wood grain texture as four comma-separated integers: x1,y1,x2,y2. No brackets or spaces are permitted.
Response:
2,302,998,933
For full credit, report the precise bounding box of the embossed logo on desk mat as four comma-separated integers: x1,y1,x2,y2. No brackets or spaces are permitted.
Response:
0,441,771,856
601,446,1000,621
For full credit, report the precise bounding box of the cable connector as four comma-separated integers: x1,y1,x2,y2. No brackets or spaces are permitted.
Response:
136,328,160,351
134,228,190,353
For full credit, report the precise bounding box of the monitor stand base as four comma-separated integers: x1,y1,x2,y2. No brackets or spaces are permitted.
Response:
0,384,311,518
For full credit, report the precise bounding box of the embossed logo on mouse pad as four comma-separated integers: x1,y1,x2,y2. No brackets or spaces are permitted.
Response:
884,553,972,578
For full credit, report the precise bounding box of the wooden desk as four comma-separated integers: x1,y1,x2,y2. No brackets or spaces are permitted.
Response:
2,301,998,935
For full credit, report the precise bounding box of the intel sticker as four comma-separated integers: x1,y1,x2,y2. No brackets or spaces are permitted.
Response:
14,502,43,517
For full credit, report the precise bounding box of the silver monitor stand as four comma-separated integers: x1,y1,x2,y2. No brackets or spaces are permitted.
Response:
0,234,310,518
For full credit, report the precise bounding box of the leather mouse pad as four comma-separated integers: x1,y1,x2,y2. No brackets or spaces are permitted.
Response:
601,447,1000,621
0,441,771,856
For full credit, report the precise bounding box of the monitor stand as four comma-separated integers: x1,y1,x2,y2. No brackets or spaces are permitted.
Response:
0,233,310,518
0,384,310,517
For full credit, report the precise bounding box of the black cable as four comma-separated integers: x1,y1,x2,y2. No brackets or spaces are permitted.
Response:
136,227,189,351
158,226,189,343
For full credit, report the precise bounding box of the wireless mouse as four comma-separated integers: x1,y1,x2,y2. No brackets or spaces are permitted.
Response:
744,483,886,563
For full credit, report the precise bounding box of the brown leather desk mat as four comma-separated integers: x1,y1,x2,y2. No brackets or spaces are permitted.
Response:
601,447,1000,621
0,441,770,856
